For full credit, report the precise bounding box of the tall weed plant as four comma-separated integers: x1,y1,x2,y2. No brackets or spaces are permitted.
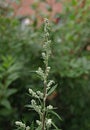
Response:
15,18,61,130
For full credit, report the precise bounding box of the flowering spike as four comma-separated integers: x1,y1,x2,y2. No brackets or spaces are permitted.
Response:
15,18,61,130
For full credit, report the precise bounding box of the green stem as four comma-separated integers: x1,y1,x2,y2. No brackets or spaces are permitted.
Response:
42,80,47,130
42,57,48,130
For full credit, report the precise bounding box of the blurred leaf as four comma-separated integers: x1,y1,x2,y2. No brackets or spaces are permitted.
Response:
6,89,17,97
0,99,11,109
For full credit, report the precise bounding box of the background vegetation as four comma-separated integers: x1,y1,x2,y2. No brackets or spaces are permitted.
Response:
0,0,90,130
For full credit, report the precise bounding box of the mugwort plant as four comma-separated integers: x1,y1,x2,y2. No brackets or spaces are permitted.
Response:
15,18,61,130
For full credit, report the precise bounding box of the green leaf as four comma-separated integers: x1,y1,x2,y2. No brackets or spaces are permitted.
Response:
36,125,42,130
52,121,61,130
47,84,57,96
25,105,33,109
50,110,62,121
30,122,35,130
6,89,17,97
0,108,12,116
0,99,11,109
6,73,19,87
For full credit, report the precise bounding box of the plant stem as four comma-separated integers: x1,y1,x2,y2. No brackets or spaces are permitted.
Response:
42,18,50,130
42,64,48,130
42,80,47,130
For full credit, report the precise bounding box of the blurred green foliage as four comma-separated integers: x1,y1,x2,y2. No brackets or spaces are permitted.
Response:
0,0,90,130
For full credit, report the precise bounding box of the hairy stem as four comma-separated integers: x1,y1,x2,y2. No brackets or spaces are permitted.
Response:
41,18,50,130
42,63,48,130
42,80,47,130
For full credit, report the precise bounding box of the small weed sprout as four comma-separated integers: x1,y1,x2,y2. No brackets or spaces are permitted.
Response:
15,18,61,130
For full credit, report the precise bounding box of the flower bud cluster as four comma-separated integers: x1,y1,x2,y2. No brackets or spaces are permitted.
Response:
15,121,30,130
46,66,51,77
44,18,50,33
43,40,51,56
42,52,46,60
46,66,51,73
36,120,41,126
45,32,49,37
29,88,43,99
47,105,53,110
29,88,39,98
31,99,36,105
46,119,52,128
43,18,51,61
36,91,43,99
26,126,30,130
47,80,55,87
36,67,45,80
15,121,26,128
31,99,42,114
